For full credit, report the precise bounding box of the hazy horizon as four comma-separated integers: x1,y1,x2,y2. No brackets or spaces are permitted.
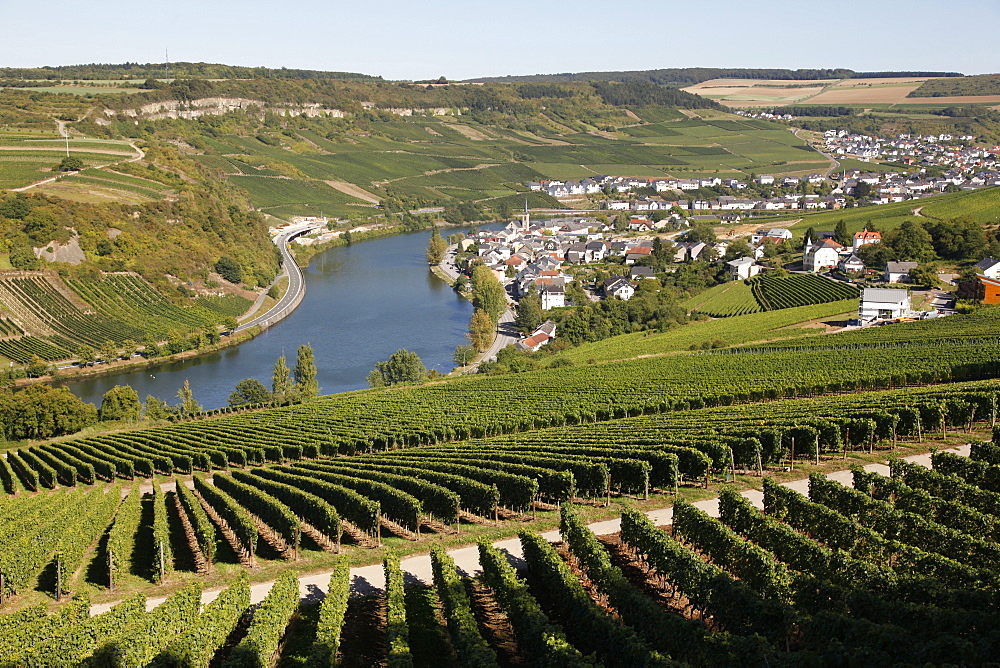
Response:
2,0,996,82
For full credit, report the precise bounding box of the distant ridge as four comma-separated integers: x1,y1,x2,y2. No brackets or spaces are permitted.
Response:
0,62,381,81
467,67,965,87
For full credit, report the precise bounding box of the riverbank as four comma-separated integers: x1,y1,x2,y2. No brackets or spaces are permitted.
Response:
17,326,263,390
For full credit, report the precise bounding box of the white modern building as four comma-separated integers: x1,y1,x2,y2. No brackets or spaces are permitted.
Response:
859,287,909,322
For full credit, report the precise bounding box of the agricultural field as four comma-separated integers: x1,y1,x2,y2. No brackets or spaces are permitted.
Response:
163,109,832,218
682,274,856,318
682,78,838,106
0,273,244,363
683,77,948,108
34,166,175,203
0,133,142,189
560,299,857,363
1,376,999,664
753,187,1000,240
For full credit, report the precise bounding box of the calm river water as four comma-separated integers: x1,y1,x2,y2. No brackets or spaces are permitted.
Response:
55,228,481,410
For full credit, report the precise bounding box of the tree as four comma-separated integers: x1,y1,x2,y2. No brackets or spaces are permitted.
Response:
176,379,202,417
886,220,935,262
272,354,292,403
215,256,243,284
25,355,49,378
144,395,172,421
468,308,494,352
833,219,850,246
514,285,544,334
55,156,84,172
909,264,938,288
426,228,447,265
221,316,238,333
367,349,426,387
293,343,319,400
683,225,717,245
0,385,97,440
100,339,118,363
76,346,96,365
471,265,506,321
453,344,476,367
228,378,272,406
100,385,141,422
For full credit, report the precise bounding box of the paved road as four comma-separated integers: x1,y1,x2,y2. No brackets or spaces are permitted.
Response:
236,226,320,333
437,245,518,369
90,443,970,615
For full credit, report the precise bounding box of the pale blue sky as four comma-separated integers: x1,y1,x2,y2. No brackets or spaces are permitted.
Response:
2,0,996,80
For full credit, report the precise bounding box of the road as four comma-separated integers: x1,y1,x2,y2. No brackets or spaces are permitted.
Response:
437,245,518,369
90,443,971,615
793,127,840,179
236,225,321,333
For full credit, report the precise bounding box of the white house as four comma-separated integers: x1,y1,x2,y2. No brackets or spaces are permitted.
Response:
539,283,565,310
727,257,761,281
885,261,918,283
853,229,882,250
604,275,636,301
975,257,1000,279
859,287,909,322
839,253,865,275
516,320,557,352
751,228,793,245
803,237,844,272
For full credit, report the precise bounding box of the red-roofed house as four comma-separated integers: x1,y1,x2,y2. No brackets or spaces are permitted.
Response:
853,229,882,250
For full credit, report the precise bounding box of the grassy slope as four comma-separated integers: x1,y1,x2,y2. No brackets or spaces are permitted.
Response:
559,299,855,363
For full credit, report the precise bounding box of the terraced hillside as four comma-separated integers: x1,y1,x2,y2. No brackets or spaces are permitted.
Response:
0,273,249,363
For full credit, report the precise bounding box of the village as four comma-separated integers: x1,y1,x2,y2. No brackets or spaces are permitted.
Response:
455,210,964,355
528,128,1000,216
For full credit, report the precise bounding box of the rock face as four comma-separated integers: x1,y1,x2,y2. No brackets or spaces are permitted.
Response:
100,98,456,122
34,234,85,265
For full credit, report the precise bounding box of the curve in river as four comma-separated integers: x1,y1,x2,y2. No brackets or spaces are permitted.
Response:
56,228,483,410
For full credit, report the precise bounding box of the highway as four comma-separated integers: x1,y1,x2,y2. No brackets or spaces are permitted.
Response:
237,224,320,333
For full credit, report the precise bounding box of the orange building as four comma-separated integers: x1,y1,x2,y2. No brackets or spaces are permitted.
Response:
979,274,1000,304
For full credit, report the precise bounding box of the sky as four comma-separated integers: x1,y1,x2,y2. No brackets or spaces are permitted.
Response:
2,0,997,81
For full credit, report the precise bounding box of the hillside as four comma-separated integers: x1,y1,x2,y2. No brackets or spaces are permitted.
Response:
470,67,963,86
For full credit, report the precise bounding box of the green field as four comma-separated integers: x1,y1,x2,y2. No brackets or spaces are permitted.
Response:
561,299,857,363
682,280,760,316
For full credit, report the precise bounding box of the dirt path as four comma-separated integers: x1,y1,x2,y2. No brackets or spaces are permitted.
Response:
323,180,382,203
794,127,840,178
444,123,492,141
10,138,145,193
89,444,970,616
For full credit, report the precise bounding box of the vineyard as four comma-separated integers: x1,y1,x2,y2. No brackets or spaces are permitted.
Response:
2,443,999,665
689,273,858,317
0,272,250,363
0,303,999,661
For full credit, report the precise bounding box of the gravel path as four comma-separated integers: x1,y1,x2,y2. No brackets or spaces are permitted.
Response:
89,443,969,615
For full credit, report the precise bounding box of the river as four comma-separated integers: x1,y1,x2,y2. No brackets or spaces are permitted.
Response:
55,228,483,410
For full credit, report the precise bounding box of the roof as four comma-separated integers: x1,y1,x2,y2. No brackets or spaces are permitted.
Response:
854,230,882,240
976,257,1000,271
726,256,756,267
862,287,909,302
885,261,918,273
